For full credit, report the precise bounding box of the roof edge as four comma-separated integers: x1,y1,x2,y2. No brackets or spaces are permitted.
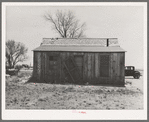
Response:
43,37,118,39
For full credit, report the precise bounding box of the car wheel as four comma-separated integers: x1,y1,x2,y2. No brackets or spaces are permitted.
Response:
133,74,140,79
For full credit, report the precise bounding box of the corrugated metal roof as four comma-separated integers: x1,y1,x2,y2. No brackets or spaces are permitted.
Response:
33,45,125,52
41,38,119,47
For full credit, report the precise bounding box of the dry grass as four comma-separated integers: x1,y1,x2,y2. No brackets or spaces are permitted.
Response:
5,70,143,110
17,70,33,78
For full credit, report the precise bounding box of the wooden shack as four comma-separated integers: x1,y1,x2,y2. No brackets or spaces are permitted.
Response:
33,38,125,86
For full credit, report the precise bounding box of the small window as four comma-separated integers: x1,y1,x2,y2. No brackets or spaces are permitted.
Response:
49,56,58,70
100,55,109,77
49,56,53,61
74,56,83,67
127,67,131,70
49,56,58,61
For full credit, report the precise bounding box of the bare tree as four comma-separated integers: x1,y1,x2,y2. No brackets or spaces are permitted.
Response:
6,40,28,69
44,10,86,38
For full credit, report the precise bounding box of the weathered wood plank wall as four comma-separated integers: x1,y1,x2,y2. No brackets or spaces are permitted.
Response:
95,53,99,79
33,51,125,85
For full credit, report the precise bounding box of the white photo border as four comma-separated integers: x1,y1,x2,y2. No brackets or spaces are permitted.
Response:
2,2,147,120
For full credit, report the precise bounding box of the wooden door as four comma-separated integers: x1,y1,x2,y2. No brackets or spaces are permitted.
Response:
48,56,60,83
64,57,82,84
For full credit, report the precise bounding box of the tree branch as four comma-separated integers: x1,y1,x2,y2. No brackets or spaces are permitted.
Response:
44,10,86,38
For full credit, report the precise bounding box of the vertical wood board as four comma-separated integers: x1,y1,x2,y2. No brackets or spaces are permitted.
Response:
95,53,99,78
87,53,92,83
83,53,88,82
91,53,95,80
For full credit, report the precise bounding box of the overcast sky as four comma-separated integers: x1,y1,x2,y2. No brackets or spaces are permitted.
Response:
6,5,145,69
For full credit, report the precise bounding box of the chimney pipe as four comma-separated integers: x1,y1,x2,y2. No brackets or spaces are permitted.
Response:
107,39,109,47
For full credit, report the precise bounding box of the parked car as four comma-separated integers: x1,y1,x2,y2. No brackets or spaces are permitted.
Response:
6,69,19,76
22,64,30,69
125,66,141,79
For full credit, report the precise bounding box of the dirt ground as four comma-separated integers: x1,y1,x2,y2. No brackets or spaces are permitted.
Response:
5,70,143,110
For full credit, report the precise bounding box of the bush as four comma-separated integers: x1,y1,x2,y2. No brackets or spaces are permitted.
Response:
17,70,33,78
6,76,19,83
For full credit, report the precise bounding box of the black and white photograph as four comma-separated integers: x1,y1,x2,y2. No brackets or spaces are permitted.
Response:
2,2,147,120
